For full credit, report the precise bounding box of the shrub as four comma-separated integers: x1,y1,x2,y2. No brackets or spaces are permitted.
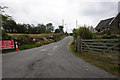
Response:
102,34,110,39
92,34,97,39
2,30,12,40
109,34,117,39
96,35,102,39
74,27,94,39
117,35,120,38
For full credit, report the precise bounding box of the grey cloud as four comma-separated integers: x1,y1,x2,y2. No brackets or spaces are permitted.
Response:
1,0,119,32
78,2,118,27
80,2,117,17
118,1,120,12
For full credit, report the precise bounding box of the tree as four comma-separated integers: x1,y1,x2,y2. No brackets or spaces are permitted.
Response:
2,14,17,33
36,24,46,34
55,29,60,33
1,6,56,34
54,25,64,33
2,30,11,40
46,23,54,33
58,26,64,33
16,23,27,33
72,28,77,39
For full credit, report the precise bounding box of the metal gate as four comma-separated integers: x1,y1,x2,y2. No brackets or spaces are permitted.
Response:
76,36,120,54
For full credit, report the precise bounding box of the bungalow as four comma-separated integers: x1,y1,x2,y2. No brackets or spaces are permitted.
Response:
95,17,114,33
108,12,120,34
95,12,120,34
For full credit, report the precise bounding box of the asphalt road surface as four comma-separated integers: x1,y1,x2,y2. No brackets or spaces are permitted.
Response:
3,36,117,78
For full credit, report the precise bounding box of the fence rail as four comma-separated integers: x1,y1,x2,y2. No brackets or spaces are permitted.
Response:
76,36,120,54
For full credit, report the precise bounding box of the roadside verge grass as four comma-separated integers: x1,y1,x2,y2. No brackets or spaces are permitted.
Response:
70,40,119,77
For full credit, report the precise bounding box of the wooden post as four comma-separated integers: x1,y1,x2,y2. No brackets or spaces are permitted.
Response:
75,39,77,52
77,36,82,53
80,38,82,53
76,36,80,52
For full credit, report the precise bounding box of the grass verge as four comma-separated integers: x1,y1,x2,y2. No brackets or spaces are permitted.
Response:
70,40,119,77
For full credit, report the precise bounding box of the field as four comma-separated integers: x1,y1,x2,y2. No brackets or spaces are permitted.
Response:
8,33,60,38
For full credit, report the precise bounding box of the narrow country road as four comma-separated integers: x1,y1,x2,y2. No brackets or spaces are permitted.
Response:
3,36,117,78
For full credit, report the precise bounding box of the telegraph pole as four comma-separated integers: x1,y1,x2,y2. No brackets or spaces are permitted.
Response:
76,20,78,29
62,19,64,27
65,24,67,32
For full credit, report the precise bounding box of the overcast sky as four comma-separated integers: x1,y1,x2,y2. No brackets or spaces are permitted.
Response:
1,0,119,32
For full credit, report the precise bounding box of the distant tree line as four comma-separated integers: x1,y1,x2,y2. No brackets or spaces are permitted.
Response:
2,14,65,34
1,5,64,34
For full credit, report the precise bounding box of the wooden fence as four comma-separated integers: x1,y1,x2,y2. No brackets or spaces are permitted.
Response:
76,36,120,54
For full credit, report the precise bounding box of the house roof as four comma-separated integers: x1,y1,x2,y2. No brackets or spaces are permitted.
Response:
109,12,120,25
95,17,114,30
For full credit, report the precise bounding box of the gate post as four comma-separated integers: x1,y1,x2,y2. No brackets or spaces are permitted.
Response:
77,36,82,53
80,38,82,53
77,36,80,52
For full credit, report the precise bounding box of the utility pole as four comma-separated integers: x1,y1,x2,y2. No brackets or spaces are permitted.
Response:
76,20,78,29
65,24,67,32
62,19,64,27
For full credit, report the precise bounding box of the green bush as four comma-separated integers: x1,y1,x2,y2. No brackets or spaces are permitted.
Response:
2,30,12,40
73,31,77,40
102,34,109,39
96,35,102,39
109,34,117,39
73,27,94,39
92,34,97,39
117,35,120,38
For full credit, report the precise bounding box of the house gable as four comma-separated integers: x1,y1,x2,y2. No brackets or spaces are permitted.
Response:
95,17,114,30
109,12,120,34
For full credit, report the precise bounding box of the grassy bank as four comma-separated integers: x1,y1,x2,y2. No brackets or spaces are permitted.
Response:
2,35,67,53
70,40,119,77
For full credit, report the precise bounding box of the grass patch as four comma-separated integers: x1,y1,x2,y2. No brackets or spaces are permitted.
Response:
70,41,119,77
19,44,38,50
